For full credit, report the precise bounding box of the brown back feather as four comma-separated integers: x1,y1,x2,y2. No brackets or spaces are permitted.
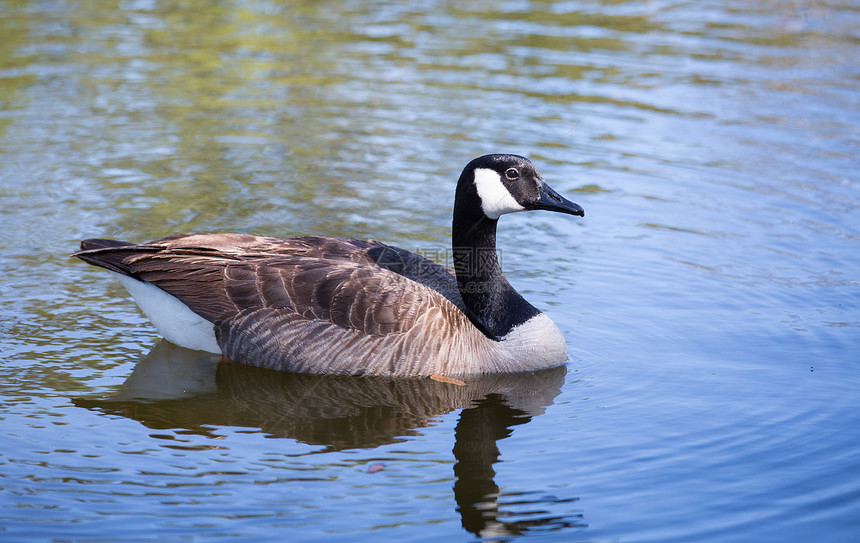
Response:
74,234,462,338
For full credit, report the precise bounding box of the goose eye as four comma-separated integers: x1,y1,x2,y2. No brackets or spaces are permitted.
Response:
504,168,519,180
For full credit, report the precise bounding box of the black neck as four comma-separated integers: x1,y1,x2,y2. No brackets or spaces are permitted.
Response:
452,187,540,340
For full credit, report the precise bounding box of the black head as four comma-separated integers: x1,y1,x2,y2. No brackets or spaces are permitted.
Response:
457,154,585,220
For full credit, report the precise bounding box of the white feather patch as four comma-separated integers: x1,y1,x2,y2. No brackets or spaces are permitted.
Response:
473,168,524,220
113,272,222,354
499,313,567,369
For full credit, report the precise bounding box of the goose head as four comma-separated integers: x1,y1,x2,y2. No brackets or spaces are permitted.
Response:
455,154,585,221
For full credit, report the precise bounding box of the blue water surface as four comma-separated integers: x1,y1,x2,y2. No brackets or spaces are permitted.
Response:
1,1,858,541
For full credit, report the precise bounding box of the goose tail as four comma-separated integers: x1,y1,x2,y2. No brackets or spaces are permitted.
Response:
73,239,141,277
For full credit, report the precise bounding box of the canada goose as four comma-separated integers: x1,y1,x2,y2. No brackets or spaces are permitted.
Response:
74,154,584,376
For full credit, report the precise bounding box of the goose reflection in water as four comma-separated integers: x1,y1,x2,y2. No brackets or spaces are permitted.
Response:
75,341,586,538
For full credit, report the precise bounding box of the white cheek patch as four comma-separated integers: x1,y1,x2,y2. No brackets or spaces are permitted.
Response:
473,168,525,220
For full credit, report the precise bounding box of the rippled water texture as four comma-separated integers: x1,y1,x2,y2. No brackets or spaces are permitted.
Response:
1,1,859,541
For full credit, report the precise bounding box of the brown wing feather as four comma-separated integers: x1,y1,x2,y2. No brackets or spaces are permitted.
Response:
74,234,482,374
74,234,459,336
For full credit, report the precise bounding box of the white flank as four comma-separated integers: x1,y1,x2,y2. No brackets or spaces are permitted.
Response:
113,272,222,354
473,168,524,220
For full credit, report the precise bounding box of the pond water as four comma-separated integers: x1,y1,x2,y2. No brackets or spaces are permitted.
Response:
1,0,859,541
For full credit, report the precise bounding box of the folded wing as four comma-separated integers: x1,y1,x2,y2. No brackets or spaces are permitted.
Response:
75,234,475,374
